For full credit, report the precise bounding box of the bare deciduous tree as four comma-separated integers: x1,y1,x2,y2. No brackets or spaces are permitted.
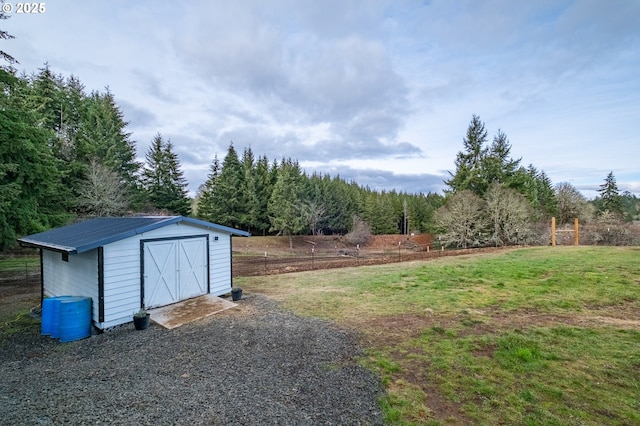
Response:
345,215,371,246
485,182,534,246
77,160,129,216
435,190,487,249
582,210,631,246
555,182,593,224
299,200,326,236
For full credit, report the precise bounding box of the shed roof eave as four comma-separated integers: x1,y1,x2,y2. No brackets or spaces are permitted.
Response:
18,239,77,254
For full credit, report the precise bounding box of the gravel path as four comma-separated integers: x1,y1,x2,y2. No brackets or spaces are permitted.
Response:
0,294,383,425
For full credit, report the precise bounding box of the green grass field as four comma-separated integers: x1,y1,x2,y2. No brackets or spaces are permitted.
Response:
237,247,640,425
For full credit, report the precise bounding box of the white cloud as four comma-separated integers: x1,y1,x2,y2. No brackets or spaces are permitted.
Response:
3,0,639,196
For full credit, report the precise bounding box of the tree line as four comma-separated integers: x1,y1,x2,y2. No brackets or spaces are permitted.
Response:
1,65,141,249
436,115,638,247
1,64,637,250
0,65,442,249
194,144,443,244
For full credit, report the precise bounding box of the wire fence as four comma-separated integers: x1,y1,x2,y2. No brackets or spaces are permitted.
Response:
3,230,638,285
232,246,513,277
0,254,41,287
0,246,510,285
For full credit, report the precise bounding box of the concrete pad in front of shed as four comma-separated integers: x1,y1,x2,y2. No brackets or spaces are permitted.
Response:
150,294,237,329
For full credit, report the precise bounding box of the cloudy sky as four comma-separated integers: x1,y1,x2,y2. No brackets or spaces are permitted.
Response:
4,0,640,198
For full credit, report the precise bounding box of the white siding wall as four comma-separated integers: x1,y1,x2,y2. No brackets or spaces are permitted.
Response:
100,222,234,329
100,234,141,329
210,233,232,295
42,249,99,323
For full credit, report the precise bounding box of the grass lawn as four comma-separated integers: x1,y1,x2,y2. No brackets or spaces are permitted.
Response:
236,246,640,425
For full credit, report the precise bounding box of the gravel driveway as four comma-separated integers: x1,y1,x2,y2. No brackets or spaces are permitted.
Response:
0,294,383,425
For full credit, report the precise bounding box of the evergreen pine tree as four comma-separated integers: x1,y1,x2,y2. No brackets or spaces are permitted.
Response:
482,129,521,189
239,147,257,231
210,144,244,228
196,155,221,222
141,134,190,215
535,170,557,220
55,75,85,161
0,68,70,247
268,160,304,248
597,171,623,216
0,7,18,67
445,114,489,195
252,155,272,235
164,140,191,216
77,90,140,189
29,64,61,130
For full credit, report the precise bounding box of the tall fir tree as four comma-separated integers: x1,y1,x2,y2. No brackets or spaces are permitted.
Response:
209,144,244,228
77,90,140,189
1,6,18,67
0,68,70,248
597,171,623,217
482,129,520,188
268,159,305,248
252,155,273,235
55,75,85,162
164,140,191,215
445,114,489,195
141,134,190,215
28,64,60,131
196,155,221,222
238,147,258,231
514,165,557,221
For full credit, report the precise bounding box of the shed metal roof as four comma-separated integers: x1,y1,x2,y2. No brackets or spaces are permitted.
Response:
18,216,250,254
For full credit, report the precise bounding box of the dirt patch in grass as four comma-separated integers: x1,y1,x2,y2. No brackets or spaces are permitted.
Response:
348,303,640,425
488,303,640,331
353,312,456,347
354,303,640,348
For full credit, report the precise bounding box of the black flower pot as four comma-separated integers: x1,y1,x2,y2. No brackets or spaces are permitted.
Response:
133,313,150,330
231,288,243,301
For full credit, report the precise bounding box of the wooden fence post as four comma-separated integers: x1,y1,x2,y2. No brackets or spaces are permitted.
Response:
551,217,556,246
574,218,579,246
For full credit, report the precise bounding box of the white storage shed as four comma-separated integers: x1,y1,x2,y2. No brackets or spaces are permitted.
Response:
18,216,249,330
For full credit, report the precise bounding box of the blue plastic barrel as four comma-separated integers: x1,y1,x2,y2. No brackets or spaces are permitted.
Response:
42,296,73,337
41,297,55,335
58,296,92,342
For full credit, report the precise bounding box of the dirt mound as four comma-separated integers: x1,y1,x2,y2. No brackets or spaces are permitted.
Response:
234,235,347,255
364,234,432,250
